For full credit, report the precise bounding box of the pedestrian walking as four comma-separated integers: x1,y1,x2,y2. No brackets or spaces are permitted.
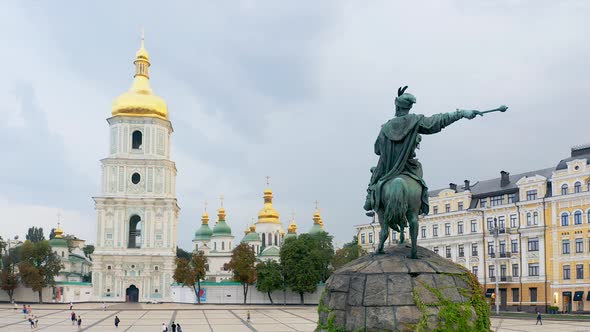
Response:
22,304,27,319
71,311,76,325
176,323,182,332
171,321,176,332
102,302,107,311
536,311,542,325
247,310,251,322
33,315,38,328
69,301,73,310
114,315,120,328
28,317,35,329
162,322,168,331
27,305,32,317
13,302,18,312
77,315,82,330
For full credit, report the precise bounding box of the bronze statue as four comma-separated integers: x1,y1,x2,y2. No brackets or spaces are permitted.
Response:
364,86,507,258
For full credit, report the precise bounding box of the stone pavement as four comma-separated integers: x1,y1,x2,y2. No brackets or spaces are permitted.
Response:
0,303,588,331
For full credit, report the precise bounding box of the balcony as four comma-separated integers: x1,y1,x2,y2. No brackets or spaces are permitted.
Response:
499,228,506,234
489,253,496,258
490,276,496,282
500,276,511,282
499,252,511,258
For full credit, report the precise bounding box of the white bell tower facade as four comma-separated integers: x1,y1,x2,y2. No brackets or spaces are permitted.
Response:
92,36,179,302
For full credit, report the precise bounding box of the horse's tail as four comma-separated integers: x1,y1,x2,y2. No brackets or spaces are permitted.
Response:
384,177,408,227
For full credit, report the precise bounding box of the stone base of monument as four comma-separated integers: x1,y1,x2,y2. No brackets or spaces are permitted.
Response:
317,244,490,331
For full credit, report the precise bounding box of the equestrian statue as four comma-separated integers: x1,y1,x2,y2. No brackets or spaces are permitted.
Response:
363,86,507,259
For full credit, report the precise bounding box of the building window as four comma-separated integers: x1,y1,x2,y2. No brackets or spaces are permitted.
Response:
512,288,520,302
445,246,451,258
532,212,538,225
528,264,539,277
489,265,495,278
487,218,494,230
562,240,570,254
575,211,582,225
510,214,517,228
499,240,506,255
433,206,438,214
445,204,451,213
526,190,538,201
155,266,159,271
222,241,225,250
458,202,464,211
361,233,366,244
512,264,519,277
511,239,518,253
471,221,477,233
445,223,451,235
576,264,584,279
433,246,439,255
507,193,516,203
575,181,582,193
491,195,504,206
561,213,569,226
561,184,569,195
488,242,495,256
458,244,464,257
528,238,539,252
128,215,142,249
392,231,397,240
480,198,487,208
107,265,112,270
421,227,426,238
530,288,538,302
368,233,373,244
526,213,532,226
587,210,590,223
498,216,506,230
433,225,438,237
458,222,464,234
472,266,478,276
500,264,507,278
132,130,143,150
472,243,478,256
563,265,571,280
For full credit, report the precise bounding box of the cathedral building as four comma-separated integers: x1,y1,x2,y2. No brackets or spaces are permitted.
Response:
91,37,180,302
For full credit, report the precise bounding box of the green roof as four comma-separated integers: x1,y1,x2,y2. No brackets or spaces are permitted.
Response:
309,224,325,235
242,231,261,243
49,238,68,247
194,223,213,241
260,246,280,257
283,232,297,240
212,220,232,237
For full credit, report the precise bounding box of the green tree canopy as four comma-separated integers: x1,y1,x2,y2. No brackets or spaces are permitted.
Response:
309,232,335,282
226,243,257,304
49,228,56,240
18,240,62,303
26,227,45,243
255,260,283,304
331,236,365,270
83,245,95,260
173,251,207,304
0,248,19,302
176,247,192,260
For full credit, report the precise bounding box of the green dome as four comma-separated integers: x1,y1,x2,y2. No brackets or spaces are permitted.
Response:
309,223,325,235
212,220,232,237
283,232,297,241
194,224,213,241
49,238,68,247
260,246,280,257
242,231,261,243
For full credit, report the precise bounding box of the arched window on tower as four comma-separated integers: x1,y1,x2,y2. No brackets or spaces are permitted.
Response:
268,233,272,246
274,234,278,246
561,184,569,195
222,242,225,251
575,182,582,193
132,131,143,150
261,233,266,247
128,215,142,248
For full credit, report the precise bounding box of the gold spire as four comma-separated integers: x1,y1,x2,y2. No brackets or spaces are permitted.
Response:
54,221,64,239
250,224,256,232
313,201,322,225
287,212,297,233
257,177,280,224
201,201,209,225
111,32,168,120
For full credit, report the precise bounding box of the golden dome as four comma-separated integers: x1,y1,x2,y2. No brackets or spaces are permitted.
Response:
250,224,256,232
54,224,64,239
201,211,210,225
244,226,251,235
217,206,226,221
257,187,281,224
111,35,168,120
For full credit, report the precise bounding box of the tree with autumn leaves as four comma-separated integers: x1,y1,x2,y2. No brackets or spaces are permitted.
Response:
18,240,62,303
226,243,257,304
173,251,207,304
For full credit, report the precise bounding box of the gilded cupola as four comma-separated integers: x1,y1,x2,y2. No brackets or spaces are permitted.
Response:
309,201,326,235
257,178,281,224
111,34,168,120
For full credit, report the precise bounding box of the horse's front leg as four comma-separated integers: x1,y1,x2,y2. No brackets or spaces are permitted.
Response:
376,224,389,254
408,213,419,259
398,225,405,244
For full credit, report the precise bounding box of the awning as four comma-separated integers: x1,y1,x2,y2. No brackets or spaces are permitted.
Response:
574,291,584,301
485,289,495,298
562,291,572,297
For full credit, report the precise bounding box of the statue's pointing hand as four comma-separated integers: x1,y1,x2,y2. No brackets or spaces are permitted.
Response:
458,109,482,120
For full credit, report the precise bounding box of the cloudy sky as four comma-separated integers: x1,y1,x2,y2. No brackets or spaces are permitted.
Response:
1,1,589,249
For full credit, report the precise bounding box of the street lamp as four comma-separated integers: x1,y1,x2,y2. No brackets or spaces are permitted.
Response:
366,211,377,252
491,217,500,315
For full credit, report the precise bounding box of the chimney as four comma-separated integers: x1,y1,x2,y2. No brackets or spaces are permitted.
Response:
464,180,470,191
449,183,457,192
500,171,510,187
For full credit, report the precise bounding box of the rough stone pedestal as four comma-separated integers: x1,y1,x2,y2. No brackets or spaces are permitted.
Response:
317,244,490,331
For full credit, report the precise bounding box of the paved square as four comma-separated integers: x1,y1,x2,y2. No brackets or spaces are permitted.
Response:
0,303,588,331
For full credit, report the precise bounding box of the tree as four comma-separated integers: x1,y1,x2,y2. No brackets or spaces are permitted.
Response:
83,245,95,259
173,251,207,304
176,246,192,260
18,240,62,303
226,243,257,304
49,228,56,240
255,260,283,304
332,236,365,270
0,248,19,302
26,227,45,243
281,233,334,304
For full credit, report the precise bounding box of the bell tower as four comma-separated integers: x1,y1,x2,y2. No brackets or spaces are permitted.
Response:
92,35,180,302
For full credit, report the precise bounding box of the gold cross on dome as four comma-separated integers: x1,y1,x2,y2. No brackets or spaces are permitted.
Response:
291,211,296,221
203,201,208,212
265,176,271,187
219,195,224,207
314,200,320,210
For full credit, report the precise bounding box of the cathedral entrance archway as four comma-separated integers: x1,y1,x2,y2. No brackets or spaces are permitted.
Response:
126,285,139,302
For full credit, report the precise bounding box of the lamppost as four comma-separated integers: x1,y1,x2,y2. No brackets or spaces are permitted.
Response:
366,211,377,252
491,217,500,315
